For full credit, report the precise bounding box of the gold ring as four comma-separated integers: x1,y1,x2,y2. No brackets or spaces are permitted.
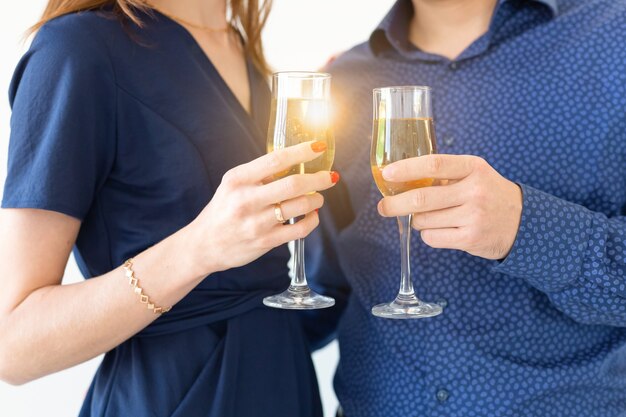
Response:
274,203,286,223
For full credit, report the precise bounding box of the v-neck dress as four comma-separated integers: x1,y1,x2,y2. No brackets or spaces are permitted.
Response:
2,9,323,417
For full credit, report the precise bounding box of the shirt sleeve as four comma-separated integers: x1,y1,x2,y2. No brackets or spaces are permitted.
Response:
2,16,116,220
303,180,353,349
493,183,626,327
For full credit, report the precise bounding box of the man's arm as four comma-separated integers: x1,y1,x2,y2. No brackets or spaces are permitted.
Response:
379,154,626,327
492,184,626,326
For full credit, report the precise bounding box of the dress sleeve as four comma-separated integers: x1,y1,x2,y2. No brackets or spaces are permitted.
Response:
2,17,116,220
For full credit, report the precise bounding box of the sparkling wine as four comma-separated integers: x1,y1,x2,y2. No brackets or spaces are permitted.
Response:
262,71,336,311
267,97,335,178
368,86,443,320
371,165,434,196
371,117,436,196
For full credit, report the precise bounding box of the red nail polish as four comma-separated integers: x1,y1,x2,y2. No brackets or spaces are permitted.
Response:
315,208,319,214
311,141,327,153
330,171,340,184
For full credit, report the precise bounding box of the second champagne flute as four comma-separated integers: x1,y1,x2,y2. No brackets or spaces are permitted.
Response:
370,86,444,319
263,72,336,310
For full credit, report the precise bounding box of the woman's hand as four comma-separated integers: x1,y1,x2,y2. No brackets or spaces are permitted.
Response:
188,141,339,275
0,143,338,384
377,154,522,260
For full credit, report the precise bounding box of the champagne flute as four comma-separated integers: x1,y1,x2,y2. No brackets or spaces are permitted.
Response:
370,86,443,319
263,72,335,310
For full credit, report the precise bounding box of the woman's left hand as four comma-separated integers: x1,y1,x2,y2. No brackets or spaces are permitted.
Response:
377,154,523,260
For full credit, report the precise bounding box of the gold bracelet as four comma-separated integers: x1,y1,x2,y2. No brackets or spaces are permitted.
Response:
123,258,172,315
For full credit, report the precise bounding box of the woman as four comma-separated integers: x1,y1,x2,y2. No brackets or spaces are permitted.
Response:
0,0,337,416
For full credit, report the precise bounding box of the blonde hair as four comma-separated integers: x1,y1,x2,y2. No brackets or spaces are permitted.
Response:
30,0,273,75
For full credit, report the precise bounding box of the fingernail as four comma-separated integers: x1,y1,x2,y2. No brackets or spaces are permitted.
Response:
311,141,327,153
330,171,340,184
382,165,395,180
315,208,319,214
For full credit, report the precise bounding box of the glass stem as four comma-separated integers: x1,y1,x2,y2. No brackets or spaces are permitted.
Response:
290,218,309,291
397,215,418,301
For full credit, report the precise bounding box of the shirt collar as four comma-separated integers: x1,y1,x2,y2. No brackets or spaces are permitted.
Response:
538,0,558,14
370,0,559,58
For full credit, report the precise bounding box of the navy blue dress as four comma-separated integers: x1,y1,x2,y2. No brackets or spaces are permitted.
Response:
2,9,322,417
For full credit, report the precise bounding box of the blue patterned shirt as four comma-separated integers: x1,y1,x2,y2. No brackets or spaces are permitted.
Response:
306,0,626,415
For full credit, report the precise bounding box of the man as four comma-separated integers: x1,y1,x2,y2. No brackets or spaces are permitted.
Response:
308,0,626,415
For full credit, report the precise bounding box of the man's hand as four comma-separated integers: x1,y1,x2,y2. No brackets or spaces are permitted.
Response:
378,154,523,260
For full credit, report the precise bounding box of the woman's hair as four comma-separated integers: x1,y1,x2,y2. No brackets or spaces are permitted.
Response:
30,0,273,75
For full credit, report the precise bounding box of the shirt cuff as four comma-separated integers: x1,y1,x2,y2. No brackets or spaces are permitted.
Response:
492,183,594,292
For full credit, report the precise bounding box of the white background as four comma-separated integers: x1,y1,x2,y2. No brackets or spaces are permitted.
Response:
0,1,395,416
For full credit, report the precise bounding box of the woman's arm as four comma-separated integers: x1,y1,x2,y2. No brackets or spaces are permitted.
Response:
0,208,202,385
0,141,337,385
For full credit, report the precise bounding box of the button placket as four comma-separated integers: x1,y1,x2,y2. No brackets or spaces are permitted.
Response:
436,388,450,403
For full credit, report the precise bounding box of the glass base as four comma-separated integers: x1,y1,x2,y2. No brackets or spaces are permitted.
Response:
263,286,335,310
372,294,443,319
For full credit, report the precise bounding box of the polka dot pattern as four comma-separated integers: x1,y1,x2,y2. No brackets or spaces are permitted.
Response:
318,0,626,415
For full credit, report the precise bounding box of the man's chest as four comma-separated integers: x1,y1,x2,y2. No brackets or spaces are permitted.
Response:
335,43,625,217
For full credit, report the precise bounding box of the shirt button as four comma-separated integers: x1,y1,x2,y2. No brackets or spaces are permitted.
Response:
437,298,448,308
449,62,458,70
442,135,455,146
436,388,450,403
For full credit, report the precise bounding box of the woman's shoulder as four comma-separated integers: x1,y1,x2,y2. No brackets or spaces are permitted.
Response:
26,8,177,84
9,10,122,105
26,11,123,76
42,11,126,49
21,7,154,74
